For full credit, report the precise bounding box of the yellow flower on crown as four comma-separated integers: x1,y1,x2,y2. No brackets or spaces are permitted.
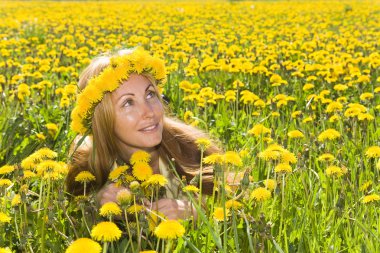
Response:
70,48,167,134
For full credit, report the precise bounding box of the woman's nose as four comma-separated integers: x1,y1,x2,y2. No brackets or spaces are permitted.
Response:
140,101,154,118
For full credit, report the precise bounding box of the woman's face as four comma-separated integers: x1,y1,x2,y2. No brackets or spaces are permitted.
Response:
111,74,164,156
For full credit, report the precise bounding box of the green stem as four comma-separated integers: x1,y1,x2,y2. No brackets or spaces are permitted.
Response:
279,175,285,242
103,242,108,253
165,239,173,253
81,206,91,235
37,179,45,218
198,148,204,227
124,209,135,253
40,178,51,253
133,195,141,251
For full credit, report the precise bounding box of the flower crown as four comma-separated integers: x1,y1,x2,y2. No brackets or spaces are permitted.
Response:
70,48,167,134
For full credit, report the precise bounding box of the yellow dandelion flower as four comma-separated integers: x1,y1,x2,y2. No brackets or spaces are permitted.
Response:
248,124,271,137
225,200,243,210
337,96,347,103
224,151,243,167
333,84,348,91
21,157,37,170
329,115,340,122
318,153,335,162
291,111,302,118
35,147,58,159
154,220,185,240
233,80,244,88
326,166,346,177
130,150,151,165
195,138,211,150
132,162,153,181
365,146,380,158
213,207,230,221
239,149,249,158
0,247,12,253
317,129,341,142
263,179,277,191
36,133,46,140
99,202,122,217
36,160,62,176
258,149,281,161
0,179,12,187
0,212,11,223
325,101,343,113
91,221,122,242
142,174,168,187
46,123,59,136
362,194,380,204
11,194,21,207
65,238,102,253
23,170,36,179
275,163,292,173
75,171,96,183
140,250,157,253
281,150,297,164
287,130,304,139
358,113,374,121
0,165,15,175
253,100,265,108
183,185,200,193
250,187,271,202
127,204,144,214
303,83,314,91
183,111,194,124
359,181,372,192
109,165,129,181
203,153,223,165
360,92,374,101
302,117,314,123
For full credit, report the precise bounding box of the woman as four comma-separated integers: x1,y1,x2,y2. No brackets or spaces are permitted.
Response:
65,48,220,220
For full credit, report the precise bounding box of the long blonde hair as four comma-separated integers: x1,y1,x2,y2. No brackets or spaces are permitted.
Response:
66,50,220,196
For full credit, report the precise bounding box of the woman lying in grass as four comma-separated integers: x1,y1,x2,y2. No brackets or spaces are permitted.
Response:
65,48,221,220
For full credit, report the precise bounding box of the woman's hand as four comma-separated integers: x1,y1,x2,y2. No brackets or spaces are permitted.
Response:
96,183,129,206
146,198,197,220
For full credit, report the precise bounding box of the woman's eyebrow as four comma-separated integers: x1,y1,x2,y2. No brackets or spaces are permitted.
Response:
117,83,154,102
117,93,134,103
145,83,154,91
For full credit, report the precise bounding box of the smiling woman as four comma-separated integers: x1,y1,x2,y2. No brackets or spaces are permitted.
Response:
65,48,220,221
111,74,164,160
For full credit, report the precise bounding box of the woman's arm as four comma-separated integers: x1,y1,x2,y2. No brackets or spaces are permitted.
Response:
97,183,197,220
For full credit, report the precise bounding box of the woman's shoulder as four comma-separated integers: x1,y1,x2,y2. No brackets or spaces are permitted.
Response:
71,135,93,152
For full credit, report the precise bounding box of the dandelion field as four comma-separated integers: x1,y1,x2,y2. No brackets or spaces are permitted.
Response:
0,0,380,252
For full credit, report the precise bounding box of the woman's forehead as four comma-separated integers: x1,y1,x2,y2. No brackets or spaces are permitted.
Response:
112,74,153,98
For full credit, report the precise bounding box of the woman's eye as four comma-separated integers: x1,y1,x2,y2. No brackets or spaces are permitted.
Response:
123,99,133,107
147,90,156,99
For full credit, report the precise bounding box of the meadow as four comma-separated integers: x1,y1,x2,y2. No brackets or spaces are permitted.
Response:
0,0,379,252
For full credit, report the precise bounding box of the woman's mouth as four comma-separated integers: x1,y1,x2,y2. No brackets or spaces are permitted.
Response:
139,123,159,132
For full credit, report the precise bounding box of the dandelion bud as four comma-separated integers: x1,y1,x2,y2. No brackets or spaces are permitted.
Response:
116,189,132,207
11,194,21,207
129,181,140,192
240,169,251,189
189,173,200,187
